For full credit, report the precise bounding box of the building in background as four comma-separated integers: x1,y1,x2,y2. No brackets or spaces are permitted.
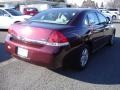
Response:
0,0,69,14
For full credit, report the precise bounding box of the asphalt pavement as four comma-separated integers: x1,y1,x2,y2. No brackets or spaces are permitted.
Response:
0,24,120,90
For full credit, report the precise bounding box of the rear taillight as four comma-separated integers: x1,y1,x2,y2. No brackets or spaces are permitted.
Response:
48,31,69,46
49,31,68,43
8,25,17,36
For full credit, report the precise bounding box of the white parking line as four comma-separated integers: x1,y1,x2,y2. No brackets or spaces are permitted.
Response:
0,59,16,67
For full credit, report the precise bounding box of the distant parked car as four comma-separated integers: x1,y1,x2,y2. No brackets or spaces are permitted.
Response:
5,8,116,70
99,9,112,22
0,8,31,29
23,7,39,16
108,8,120,20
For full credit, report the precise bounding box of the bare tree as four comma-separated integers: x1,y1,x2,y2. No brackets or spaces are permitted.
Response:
107,0,120,8
95,2,98,8
81,0,96,8
46,0,65,2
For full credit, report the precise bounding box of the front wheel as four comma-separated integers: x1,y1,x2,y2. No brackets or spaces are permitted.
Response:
106,17,110,22
108,34,115,46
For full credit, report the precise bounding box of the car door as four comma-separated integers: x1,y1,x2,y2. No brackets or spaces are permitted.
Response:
87,12,105,51
0,9,13,29
96,12,114,43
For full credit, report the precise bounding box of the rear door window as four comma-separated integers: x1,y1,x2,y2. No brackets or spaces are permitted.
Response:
83,16,89,26
87,12,99,25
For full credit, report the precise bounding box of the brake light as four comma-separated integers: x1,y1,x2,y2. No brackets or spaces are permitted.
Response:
48,31,69,46
8,26,12,34
8,25,17,36
49,31,68,43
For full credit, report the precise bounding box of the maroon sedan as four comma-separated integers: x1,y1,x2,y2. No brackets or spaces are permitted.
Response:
5,8,116,70
23,7,39,16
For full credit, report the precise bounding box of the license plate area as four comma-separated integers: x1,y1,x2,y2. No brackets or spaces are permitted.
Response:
17,47,28,58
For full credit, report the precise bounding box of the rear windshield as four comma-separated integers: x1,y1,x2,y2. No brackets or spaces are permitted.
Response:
25,8,38,11
28,9,78,25
5,9,22,16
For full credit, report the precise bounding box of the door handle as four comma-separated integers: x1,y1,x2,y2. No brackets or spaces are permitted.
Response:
90,29,98,33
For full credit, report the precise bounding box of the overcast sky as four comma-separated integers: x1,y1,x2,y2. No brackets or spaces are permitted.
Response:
66,0,110,7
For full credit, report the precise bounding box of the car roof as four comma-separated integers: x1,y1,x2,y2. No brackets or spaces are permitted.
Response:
24,7,37,9
47,8,97,12
99,8,107,10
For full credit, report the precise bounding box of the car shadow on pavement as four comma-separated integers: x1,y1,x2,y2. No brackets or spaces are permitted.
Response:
54,37,120,85
0,42,11,62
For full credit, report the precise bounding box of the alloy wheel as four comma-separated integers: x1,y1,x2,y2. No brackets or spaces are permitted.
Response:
80,48,89,67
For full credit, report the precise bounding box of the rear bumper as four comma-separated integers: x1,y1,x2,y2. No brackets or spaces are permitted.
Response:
0,26,9,29
5,39,67,68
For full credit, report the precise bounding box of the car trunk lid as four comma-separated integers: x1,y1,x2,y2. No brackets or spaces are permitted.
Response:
9,24,53,43
8,23,70,46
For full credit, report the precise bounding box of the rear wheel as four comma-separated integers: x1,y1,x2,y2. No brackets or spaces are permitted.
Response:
106,17,110,22
72,45,90,70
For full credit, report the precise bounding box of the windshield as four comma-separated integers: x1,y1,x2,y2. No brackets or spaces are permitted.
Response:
28,9,78,25
5,9,22,16
25,8,38,11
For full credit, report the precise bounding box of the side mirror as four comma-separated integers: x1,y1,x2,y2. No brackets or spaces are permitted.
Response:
89,20,95,26
106,17,112,24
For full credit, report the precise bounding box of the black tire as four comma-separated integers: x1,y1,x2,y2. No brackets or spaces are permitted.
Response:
112,15,116,20
14,21,21,23
108,33,115,46
72,45,90,70
106,17,110,22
